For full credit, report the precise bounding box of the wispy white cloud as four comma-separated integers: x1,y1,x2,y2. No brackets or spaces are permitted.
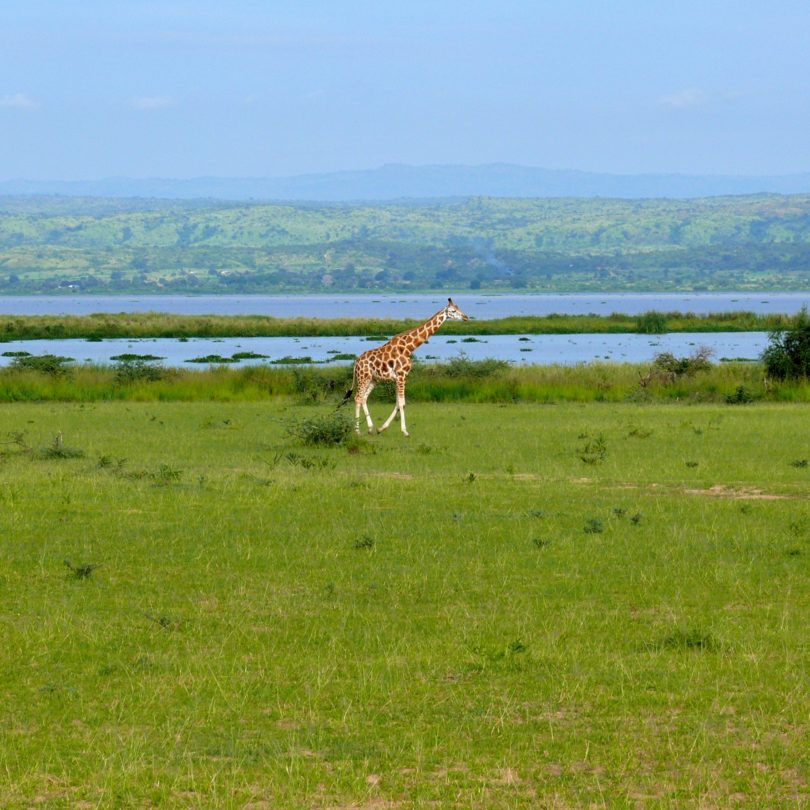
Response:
0,92,39,110
658,88,708,110
128,95,175,111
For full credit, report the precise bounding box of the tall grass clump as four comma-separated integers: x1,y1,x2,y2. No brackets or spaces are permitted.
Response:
635,311,668,334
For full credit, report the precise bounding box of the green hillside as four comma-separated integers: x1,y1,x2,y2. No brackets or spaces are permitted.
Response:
1,194,810,293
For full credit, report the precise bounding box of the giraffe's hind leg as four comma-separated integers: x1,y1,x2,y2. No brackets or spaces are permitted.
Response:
355,381,376,434
380,376,409,436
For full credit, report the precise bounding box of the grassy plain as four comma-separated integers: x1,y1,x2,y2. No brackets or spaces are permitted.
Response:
1,398,809,808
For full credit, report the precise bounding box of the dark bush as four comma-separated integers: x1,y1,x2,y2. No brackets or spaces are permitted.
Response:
762,307,810,380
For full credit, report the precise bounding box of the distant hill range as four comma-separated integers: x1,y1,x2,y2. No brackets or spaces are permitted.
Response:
3,163,810,201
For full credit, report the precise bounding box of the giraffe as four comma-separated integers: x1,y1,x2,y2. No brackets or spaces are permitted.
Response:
342,298,471,436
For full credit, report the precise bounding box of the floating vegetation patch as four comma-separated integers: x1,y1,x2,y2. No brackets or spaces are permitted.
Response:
2,351,31,357
231,351,270,360
186,354,239,364
110,353,165,362
270,355,315,365
461,337,486,343
186,351,270,364
364,335,389,342
326,353,356,361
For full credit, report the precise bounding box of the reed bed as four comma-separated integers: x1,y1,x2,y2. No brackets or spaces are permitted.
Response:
0,310,797,341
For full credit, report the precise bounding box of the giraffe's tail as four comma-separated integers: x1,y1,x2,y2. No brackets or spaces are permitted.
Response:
336,387,353,409
335,363,357,410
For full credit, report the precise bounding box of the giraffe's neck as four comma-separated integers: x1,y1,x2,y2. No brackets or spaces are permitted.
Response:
396,309,447,353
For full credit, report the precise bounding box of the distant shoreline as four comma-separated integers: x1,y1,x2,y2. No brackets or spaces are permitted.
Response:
0,311,801,341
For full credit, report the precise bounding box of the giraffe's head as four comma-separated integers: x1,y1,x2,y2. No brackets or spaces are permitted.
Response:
444,298,471,321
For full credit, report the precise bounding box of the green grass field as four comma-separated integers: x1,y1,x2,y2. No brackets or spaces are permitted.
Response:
1,399,808,807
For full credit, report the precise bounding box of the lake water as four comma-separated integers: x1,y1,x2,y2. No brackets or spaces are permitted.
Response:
0,332,768,368
0,291,808,318
0,292,798,367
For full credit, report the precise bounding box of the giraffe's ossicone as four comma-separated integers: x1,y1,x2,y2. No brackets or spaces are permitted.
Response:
341,298,470,436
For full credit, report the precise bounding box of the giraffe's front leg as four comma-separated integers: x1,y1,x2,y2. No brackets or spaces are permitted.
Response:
379,401,399,433
396,376,409,437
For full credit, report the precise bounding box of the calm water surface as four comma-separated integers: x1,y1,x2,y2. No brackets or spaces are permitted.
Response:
0,292,798,366
0,332,769,368
0,292,808,318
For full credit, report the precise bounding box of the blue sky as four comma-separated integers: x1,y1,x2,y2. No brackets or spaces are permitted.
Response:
2,0,809,179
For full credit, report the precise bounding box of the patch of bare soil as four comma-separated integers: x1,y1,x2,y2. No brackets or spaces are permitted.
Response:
682,484,792,500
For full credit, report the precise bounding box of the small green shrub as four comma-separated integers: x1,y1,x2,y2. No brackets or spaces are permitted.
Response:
726,385,756,404
39,433,84,459
115,359,166,384
152,463,182,484
653,346,713,377
64,560,99,580
10,354,74,376
579,434,607,464
287,412,354,447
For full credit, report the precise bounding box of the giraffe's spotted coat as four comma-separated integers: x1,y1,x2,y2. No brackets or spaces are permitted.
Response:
351,298,470,436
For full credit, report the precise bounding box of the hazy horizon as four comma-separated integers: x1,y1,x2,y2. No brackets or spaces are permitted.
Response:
6,162,810,184
3,1,810,181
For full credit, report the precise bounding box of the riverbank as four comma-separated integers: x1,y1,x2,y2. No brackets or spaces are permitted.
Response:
0,310,801,341
1,357,807,403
